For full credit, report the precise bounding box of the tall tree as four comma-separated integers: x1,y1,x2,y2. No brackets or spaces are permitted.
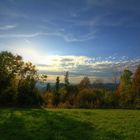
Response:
79,77,91,88
64,71,69,88
133,65,140,95
55,76,60,92
46,83,51,92
133,65,140,108
53,76,60,106
0,52,23,93
0,51,24,105
0,51,42,107
117,69,132,95
117,69,133,107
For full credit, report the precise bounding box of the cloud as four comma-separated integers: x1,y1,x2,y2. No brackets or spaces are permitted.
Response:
62,31,96,42
0,25,16,30
43,30,97,42
37,56,140,83
0,32,42,38
36,54,140,78
1,42,140,83
60,58,74,62
37,55,140,83
0,30,96,42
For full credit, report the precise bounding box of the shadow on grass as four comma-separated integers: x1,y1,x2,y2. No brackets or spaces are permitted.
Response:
0,109,123,140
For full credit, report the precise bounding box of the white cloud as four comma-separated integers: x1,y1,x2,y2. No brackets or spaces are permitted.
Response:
0,30,96,42
0,25,16,30
1,41,140,83
0,32,42,38
36,55,140,83
10,45,140,78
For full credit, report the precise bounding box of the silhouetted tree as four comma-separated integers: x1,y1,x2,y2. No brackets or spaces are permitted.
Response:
0,51,42,107
17,76,42,107
55,76,60,92
79,77,91,88
64,71,69,88
46,83,51,92
0,51,23,106
53,76,60,106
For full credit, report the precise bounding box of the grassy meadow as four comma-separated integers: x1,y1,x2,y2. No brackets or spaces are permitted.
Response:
0,108,139,140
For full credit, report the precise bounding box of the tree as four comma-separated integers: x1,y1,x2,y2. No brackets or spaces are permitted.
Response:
117,69,132,95
0,51,23,106
133,65,140,108
60,85,78,107
17,61,42,107
103,91,116,108
46,83,51,92
17,76,42,107
111,67,120,90
53,76,60,106
133,65,140,95
64,71,69,88
0,52,22,93
63,71,71,104
40,75,48,82
117,69,133,107
76,88,103,108
79,77,91,88
39,74,48,90
0,51,42,107
55,76,60,92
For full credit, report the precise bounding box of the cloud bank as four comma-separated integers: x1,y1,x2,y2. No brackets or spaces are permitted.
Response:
6,45,139,83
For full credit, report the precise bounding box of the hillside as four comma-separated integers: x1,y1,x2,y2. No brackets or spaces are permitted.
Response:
0,108,139,140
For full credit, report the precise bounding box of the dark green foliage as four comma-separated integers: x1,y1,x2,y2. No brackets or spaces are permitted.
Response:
55,76,60,92
46,83,51,91
17,77,42,107
0,87,17,106
53,77,60,106
0,51,43,107
0,51,20,106
0,52,20,94
65,85,78,106
103,91,117,108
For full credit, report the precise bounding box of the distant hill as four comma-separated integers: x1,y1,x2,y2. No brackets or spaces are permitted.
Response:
92,83,118,91
36,82,118,91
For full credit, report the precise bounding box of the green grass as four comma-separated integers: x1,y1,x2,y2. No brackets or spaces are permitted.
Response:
0,108,139,140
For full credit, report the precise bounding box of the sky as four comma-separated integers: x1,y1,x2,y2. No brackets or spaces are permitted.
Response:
0,0,140,83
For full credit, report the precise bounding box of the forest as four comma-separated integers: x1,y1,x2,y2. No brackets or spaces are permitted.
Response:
0,51,140,109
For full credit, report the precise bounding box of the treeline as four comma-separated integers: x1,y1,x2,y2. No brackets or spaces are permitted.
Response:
0,51,42,107
0,51,140,109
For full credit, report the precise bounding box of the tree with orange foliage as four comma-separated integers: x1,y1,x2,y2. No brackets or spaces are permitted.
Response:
117,69,133,107
133,65,140,108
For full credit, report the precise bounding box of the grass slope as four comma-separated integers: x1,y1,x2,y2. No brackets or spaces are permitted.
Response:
0,108,139,140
